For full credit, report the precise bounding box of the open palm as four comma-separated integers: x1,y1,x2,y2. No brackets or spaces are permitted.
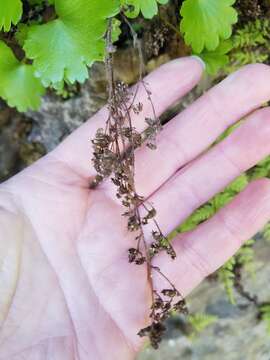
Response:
1,58,270,360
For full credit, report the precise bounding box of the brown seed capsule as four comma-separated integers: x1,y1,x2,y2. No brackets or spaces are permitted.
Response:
135,257,146,265
122,199,131,207
128,215,140,231
162,302,172,312
149,242,160,257
166,246,177,260
147,142,157,150
128,248,137,263
111,178,120,186
161,289,179,298
151,298,163,310
152,231,162,241
138,326,151,337
142,217,148,225
173,299,189,315
146,208,157,219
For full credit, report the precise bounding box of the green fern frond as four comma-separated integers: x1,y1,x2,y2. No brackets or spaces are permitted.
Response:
260,305,270,334
218,257,236,304
178,174,248,234
227,174,249,193
226,19,270,73
177,204,215,233
188,312,218,338
233,19,270,48
236,238,256,275
248,155,270,181
262,223,270,243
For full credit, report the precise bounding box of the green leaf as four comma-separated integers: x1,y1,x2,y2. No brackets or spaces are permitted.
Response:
15,23,30,47
112,18,122,43
28,0,55,5
23,0,120,87
122,0,168,19
180,0,238,53
0,41,45,112
0,0,23,31
198,40,233,75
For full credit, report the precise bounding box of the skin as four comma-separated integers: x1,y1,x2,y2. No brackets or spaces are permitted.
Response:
1,57,270,359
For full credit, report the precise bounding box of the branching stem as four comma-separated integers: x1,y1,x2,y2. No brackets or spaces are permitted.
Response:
91,16,188,348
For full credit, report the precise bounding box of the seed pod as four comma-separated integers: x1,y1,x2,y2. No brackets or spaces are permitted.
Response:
142,217,148,225
166,246,177,260
146,208,157,219
161,289,178,298
137,326,151,337
151,298,163,310
173,299,189,315
128,248,137,263
135,256,146,265
152,231,162,242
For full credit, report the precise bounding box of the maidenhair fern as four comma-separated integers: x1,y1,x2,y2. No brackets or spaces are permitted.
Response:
0,0,240,111
180,0,238,53
198,40,233,75
121,0,169,19
23,0,120,87
179,0,239,75
0,0,122,109
0,40,45,111
0,0,23,31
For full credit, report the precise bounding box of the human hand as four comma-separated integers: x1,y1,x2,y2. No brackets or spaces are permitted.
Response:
1,57,270,360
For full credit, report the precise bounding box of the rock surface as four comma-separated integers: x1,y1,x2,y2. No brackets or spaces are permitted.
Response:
0,100,45,181
26,63,108,152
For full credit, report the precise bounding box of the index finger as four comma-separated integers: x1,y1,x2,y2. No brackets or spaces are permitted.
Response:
52,57,204,177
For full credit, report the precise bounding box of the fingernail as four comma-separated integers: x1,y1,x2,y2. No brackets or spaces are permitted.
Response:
191,55,206,70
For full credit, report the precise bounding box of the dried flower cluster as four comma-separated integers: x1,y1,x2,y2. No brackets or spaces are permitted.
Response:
91,18,188,349
138,266,188,348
